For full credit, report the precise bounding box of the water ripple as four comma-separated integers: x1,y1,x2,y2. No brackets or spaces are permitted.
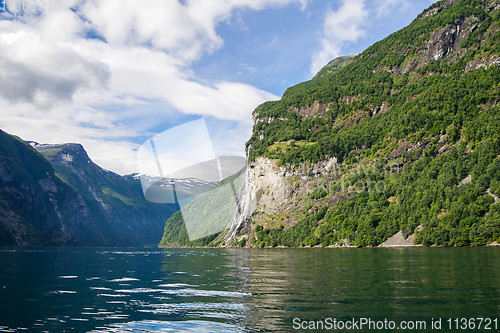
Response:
109,278,140,282
88,320,245,333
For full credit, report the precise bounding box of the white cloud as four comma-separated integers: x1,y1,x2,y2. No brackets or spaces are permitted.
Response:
375,0,412,17
0,97,139,173
81,0,308,64
309,0,435,76
0,25,109,107
310,0,368,76
0,0,309,174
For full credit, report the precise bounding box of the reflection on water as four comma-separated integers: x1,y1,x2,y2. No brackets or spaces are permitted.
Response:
90,319,241,333
0,248,498,332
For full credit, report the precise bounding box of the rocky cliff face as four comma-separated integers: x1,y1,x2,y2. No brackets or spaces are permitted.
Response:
402,15,496,73
248,156,338,216
223,0,500,247
0,130,174,246
156,0,500,248
225,154,339,244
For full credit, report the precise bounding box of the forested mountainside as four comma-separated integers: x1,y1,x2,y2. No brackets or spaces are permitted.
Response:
160,0,500,248
0,130,175,246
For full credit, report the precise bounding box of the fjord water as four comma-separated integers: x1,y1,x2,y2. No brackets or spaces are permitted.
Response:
0,248,498,332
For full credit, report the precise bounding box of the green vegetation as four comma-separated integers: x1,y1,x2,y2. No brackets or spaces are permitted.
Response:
247,0,500,247
255,131,500,247
310,187,327,200
0,134,175,246
248,0,500,166
0,130,66,245
312,55,355,79
158,0,500,248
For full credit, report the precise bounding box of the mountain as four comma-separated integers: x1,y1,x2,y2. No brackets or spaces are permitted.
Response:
160,0,500,247
0,130,175,246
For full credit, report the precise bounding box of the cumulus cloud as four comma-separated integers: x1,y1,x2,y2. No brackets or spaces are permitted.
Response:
0,2,108,107
0,0,307,174
89,44,276,122
310,0,368,76
0,19,109,107
81,0,307,63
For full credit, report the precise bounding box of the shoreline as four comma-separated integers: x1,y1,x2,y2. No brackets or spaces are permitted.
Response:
159,242,500,249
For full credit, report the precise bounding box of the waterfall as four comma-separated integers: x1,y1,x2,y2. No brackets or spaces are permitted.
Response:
226,163,256,242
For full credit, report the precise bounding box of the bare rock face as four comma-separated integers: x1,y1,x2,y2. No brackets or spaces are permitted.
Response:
244,100,340,227
370,102,389,117
341,95,357,105
405,0,500,74
244,156,338,230
402,16,479,73
249,157,293,214
465,57,500,72
289,101,330,118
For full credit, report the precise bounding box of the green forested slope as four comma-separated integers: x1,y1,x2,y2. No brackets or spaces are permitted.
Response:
248,0,500,165
246,0,500,247
159,169,246,247
158,0,500,248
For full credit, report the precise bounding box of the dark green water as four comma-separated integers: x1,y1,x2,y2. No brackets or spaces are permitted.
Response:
0,247,498,332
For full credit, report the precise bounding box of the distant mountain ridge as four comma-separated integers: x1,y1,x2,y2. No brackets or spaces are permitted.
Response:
0,130,175,246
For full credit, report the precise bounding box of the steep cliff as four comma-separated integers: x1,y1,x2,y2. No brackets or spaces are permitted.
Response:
159,0,500,248
0,130,97,245
237,0,500,247
0,130,175,246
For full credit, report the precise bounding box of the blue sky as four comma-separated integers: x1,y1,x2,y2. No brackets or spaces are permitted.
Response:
0,0,435,174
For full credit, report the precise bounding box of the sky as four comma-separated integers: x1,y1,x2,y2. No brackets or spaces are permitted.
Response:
0,0,436,175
